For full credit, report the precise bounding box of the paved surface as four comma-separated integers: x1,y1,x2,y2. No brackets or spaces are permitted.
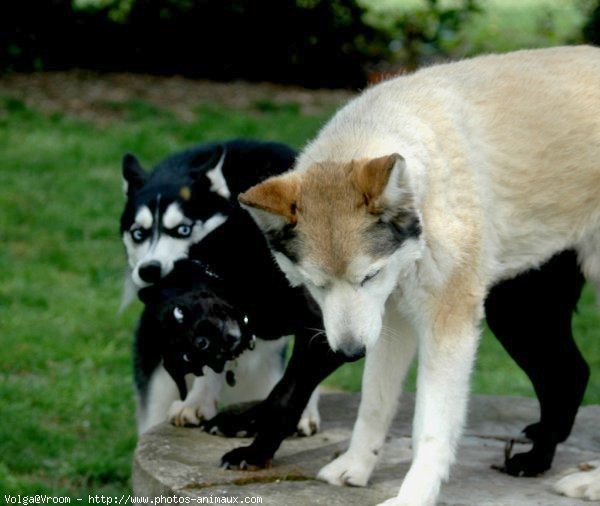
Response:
133,393,600,505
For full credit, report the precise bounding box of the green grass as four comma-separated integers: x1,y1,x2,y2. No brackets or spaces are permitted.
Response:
1,82,599,500
0,97,334,498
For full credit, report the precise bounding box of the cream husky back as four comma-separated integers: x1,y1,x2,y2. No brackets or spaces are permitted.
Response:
240,46,600,505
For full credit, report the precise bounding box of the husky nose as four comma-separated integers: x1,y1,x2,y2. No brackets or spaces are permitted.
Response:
138,261,162,283
337,334,366,361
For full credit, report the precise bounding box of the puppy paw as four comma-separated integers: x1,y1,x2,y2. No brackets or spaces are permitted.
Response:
317,450,375,487
220,446,273,471
555,461,600,500
296,410,320,436
168,400,216,427
201,401,261,437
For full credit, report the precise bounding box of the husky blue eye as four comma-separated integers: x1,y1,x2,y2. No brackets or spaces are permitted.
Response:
361,269,381,287
131,228,146,243
176,224,192,237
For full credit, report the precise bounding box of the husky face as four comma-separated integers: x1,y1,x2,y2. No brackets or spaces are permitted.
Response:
120,150,229,288
240,154,423,357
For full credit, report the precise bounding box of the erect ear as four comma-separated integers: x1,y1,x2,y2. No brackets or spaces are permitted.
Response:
351,153,409,215
203,146,230,199
122,153,148,196
238,173,301,232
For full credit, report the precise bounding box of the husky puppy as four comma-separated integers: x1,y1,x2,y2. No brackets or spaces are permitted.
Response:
121,139,323,437
238,47,600,504
135,259,288,430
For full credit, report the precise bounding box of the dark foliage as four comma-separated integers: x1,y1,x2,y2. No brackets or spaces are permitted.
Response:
582,1,600,45
0,0,389,88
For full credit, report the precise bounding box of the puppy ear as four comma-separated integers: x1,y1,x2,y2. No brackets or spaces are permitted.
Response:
238,173,301,231
351,153,410,216
122,153,148,196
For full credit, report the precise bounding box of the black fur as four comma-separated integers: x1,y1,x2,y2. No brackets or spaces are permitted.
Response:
485,250,589,477
135,259,253,401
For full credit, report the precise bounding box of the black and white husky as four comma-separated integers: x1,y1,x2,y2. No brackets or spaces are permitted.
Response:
120,140,323,436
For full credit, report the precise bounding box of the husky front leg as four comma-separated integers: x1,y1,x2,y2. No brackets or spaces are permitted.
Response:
382,307,481,506
168,368,224,427
318,310,417,487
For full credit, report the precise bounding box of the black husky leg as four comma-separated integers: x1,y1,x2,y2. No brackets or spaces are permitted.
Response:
485,250,589,477
202,328,350,469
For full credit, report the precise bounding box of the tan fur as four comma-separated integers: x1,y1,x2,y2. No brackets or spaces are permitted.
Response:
239,174,301,225
351,154,401,214
241,46,600,505
296,161,372,276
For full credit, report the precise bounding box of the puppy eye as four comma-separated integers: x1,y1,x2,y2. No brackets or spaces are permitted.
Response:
360,269,381,287
131,228,147,243
175,224,192,238
173,307,184,323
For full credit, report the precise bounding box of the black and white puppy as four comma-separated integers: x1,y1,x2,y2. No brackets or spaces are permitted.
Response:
135,259,290,430
121,140,323,436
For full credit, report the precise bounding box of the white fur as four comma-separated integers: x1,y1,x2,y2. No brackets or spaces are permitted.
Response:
318,305,417,487
134,206,153,229
137,337,321,436
554,461,600,501
124,212,228,288
136,364,180,434
249,47,600,505
168,368,222,427
162,202,186,229
206,151,231,199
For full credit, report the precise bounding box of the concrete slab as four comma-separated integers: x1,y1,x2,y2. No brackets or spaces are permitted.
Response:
133,393,600,505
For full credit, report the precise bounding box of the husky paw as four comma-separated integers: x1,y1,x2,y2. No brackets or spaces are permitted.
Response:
220,446,273,471
296,410,320,436
317,450,375,487
555,461,600,500
168,400,216,427
375,498,415,506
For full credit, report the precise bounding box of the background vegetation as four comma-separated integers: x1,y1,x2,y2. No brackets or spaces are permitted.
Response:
0,0,594,86
1,0,599,501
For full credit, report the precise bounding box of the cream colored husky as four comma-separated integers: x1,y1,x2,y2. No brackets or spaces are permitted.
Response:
240,46,600,505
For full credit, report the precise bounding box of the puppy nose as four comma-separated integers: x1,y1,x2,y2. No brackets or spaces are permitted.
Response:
194,336,209,351
138,261,162,283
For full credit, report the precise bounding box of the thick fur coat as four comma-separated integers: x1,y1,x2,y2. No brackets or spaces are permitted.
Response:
240,47,600,504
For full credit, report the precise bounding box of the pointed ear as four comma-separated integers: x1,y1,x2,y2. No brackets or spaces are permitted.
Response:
238,174,301,231
189,145,224,174
351,153,408,215
202,146,230,199
122,153,148,196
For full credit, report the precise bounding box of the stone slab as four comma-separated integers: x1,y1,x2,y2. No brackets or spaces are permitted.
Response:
133,393,600,505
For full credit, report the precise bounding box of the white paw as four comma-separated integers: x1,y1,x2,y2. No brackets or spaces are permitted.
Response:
167,400,216,427
297,410,320,436
555,461,600,501
376,494,435,506
376,498,411,506
317,450,376,487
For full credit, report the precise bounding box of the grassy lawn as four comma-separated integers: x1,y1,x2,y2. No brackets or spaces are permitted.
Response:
1,77,599,500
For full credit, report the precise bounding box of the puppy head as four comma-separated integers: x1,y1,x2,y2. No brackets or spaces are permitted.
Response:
140,285,252,378
239,154,423,358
